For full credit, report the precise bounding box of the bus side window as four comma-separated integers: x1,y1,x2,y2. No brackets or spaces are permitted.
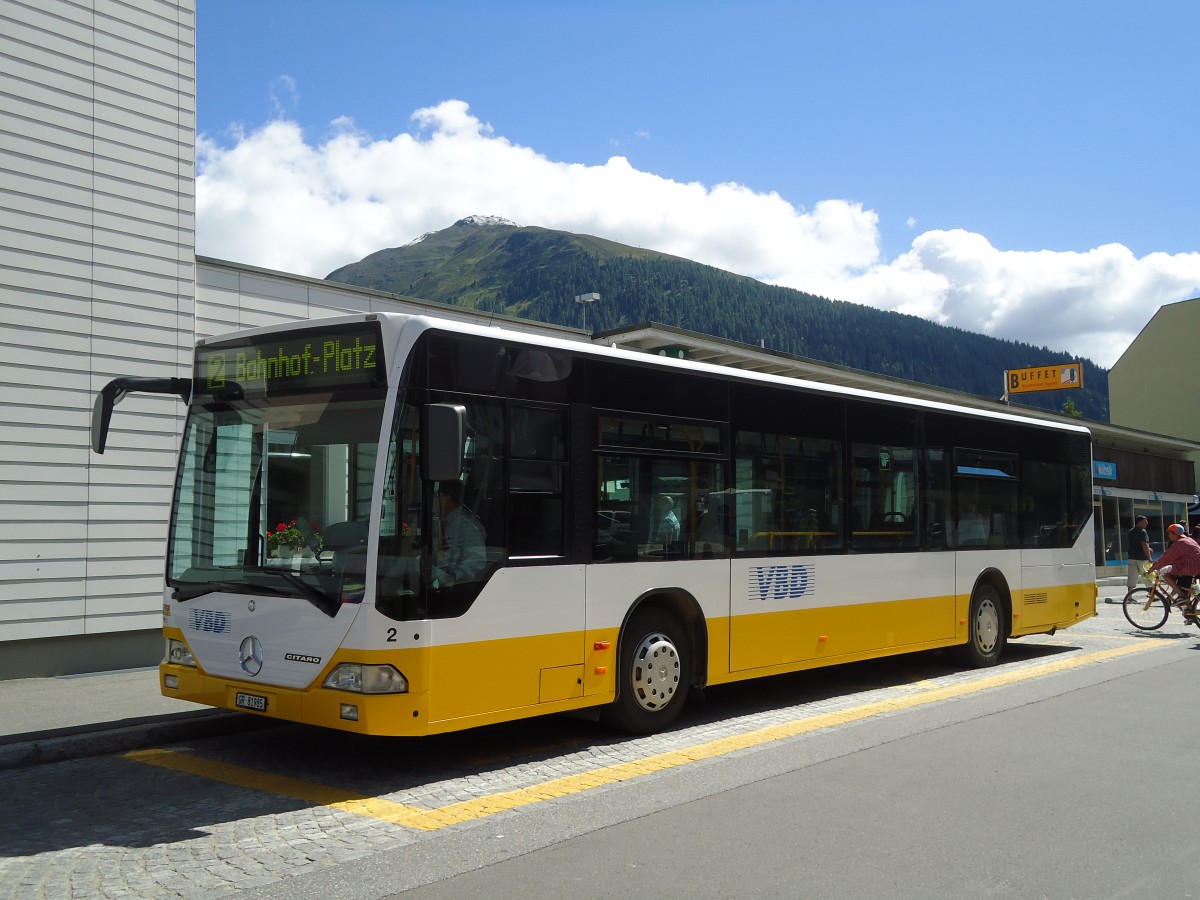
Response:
951,449,1018,550
453,398,507,571
734,429,843,556
508,405,567,557
594,455,725,561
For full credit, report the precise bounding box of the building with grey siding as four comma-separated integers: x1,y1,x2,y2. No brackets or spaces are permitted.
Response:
0,0,196,675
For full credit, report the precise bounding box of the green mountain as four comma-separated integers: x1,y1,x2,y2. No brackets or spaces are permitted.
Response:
326,216,1109,420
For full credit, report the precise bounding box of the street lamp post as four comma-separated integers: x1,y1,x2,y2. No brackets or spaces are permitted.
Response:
574,291,600,334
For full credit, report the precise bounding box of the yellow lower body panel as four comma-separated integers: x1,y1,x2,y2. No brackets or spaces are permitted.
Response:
728,594,957,674
160,582,1094,737
1011,581,1096,635
162,663,422,735
161,661,620,737
161,636,620,738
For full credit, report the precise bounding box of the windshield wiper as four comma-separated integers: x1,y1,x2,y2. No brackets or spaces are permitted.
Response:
171,572,336,614
266,569,340,617
173,580,268,601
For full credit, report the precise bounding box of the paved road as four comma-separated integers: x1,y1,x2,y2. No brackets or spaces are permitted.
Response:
388,635,1195,900
3,582,1197,899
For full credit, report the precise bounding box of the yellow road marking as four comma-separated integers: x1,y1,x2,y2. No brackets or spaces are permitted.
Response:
126,640,1161,831
900,670,939,691
125,748,442,829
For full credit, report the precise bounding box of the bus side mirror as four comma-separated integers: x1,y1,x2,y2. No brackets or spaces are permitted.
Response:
423,403,466,482
90,376,192,454
91,390,116,454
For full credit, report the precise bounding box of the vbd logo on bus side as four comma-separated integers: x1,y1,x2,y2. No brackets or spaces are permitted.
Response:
748,564,813,601
189,608,230,633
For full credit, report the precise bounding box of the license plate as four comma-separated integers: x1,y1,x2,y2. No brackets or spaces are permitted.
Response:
235,691,267,712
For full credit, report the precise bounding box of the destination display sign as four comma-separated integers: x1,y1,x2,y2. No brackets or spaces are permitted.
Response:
1005,363,1082,395
194,322,386,397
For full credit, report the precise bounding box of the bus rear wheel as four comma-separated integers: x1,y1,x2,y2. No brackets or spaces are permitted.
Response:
955,583,1006,667
603,609,690,734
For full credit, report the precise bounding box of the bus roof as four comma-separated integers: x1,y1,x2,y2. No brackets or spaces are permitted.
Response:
396,313,1093,438
199,310,1092,438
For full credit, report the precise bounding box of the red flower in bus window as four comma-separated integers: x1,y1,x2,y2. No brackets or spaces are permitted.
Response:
266,518,322,557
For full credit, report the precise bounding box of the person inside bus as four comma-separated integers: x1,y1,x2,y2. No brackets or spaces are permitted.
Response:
650,494,681,550
955,503,989,546
797,507,822,552
694,494,726,556
1147,523,1200,617
432,480,488,587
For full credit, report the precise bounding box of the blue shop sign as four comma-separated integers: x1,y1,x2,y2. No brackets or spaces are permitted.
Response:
1093,460,1118,481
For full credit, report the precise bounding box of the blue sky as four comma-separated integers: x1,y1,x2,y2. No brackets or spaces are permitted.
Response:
195,1,1200,368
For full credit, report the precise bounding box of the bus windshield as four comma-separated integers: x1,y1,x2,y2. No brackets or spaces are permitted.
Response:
167,386,388,614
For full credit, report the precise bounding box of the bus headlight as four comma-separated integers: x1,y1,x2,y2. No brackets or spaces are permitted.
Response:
323,663,408,694
165,638,196,667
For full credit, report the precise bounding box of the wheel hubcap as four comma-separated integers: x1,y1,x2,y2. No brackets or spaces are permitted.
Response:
975,597,999,653
630,631,680,712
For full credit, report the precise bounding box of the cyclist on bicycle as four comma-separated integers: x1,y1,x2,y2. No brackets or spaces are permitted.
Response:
1147,523,1200,617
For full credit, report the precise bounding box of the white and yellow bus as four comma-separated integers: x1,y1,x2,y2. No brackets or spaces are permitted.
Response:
92,312,1096,736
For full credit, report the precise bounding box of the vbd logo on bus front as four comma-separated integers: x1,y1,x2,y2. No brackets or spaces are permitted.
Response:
189,608,230,634
748,564,813,601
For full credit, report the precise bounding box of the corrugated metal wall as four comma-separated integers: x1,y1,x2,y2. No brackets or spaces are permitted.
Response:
0,0,195,645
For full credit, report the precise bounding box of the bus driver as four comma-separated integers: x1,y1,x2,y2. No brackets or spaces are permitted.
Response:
432,481,487,587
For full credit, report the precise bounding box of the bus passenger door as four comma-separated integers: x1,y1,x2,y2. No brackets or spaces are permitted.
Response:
426,399,588,722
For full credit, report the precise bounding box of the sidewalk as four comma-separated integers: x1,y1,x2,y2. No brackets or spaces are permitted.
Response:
0,578,1131,771
0,667,264,770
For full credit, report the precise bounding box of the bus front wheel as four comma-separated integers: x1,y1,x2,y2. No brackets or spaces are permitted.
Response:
955,583,1006,667
603,609,691,734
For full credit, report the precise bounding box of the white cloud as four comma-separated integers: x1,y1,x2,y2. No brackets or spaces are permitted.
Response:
834,234,1200,367
268,75,298,120
196,100,1200,368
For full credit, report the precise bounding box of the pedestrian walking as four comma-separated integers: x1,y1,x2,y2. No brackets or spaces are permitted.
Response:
1122,515,1153,602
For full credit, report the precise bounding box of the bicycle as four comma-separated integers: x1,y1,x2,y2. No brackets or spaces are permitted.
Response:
1122,565,1200,631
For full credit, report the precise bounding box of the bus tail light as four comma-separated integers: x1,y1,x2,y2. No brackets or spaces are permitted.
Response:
323,663,409,694
165,638,196,668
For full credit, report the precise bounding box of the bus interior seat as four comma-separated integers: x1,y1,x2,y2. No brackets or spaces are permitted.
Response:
322,520,369,574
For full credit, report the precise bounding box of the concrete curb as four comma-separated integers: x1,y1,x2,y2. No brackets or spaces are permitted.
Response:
0,710,276,770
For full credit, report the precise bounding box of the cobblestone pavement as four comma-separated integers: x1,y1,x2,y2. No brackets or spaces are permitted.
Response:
0,582,1183,899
